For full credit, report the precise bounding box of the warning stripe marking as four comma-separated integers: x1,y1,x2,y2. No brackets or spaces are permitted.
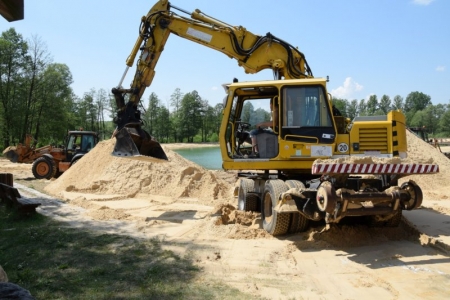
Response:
311,164,439,175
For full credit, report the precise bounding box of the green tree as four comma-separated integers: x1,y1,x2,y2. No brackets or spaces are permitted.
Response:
199,99,215,142
404,91,431,112
241,101,255,123
392,95,404,111
19,34,53,143
155,105,171,142
347,99,358,120
438,108,450,136
332,98,348,118
379,95,391,114
212,103,223,135
0,28,29,147
76,89,97,131
358,99,367,116
366,95,378,115
170,88,183,114
143,92,159,136
170,88,184,142
179,91,203,142
35,63,74,142
252,108,270,126
409,110,427,128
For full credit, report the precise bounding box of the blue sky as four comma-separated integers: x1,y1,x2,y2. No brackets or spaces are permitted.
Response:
2,0,449,110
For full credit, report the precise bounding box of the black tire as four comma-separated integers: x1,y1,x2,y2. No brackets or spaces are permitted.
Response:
52,171,63,179
32,157,56,180
244,194,259,212
238,178,256,211
262,180,291,236
43,156,58,178
284,181,309,233
288,212,309,233
401,181,423,210
367,210,402,228
71,158,80,166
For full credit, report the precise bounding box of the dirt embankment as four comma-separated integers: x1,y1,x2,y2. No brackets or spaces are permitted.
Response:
45,140,235,203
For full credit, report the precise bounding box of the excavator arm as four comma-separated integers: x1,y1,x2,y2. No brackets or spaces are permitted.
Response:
111,0,313,160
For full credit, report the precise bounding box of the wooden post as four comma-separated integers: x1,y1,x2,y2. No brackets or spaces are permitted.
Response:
0,173,13,186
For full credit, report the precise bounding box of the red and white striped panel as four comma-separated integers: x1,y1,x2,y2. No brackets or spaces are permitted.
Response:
312,163,439,175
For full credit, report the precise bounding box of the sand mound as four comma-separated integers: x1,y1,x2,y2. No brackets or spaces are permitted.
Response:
44,139,232,203
400,130,450,199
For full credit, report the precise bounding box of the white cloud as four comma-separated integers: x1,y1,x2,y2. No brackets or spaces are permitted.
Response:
436,65,446,72
330,77,363,99
412,0,435,6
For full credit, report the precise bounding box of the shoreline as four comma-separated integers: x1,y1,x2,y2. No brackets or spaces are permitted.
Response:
161,142,219,150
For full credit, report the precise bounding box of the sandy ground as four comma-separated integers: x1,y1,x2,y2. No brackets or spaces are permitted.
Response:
2,133,450,300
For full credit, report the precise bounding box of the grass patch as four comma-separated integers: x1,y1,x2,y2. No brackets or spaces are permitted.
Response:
0,206,250,299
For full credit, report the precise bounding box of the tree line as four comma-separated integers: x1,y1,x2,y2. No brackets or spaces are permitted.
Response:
0,28,222,149
1,28,450,151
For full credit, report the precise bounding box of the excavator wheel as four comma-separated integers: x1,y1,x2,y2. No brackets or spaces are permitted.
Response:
316,182,337,214
237,178,258,211
401,180,423,210
32,157,57,180
284,180,306,191
288,212,309,233
284,181,309,233
262,180,291,236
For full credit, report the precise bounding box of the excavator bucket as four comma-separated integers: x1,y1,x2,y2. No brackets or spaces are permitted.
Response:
2,147,19,163
112,125,168,162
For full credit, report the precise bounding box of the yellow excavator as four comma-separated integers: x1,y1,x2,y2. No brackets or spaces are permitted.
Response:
112,0,439,235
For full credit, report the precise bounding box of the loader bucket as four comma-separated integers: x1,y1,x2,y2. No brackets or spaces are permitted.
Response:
112,126,168,162
2,147,19,163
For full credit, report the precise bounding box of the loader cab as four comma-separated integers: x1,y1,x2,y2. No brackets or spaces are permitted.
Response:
65,131,98,163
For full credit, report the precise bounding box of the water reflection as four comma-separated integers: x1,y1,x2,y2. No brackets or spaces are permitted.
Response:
173,146,222,170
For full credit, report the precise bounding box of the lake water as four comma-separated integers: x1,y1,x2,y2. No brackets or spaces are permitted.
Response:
173,146,222,170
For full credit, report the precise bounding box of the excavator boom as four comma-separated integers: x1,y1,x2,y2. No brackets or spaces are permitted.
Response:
112,0,312,160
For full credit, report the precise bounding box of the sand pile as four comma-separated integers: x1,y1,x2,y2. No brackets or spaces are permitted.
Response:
400,130,450,199
44,139,232,202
